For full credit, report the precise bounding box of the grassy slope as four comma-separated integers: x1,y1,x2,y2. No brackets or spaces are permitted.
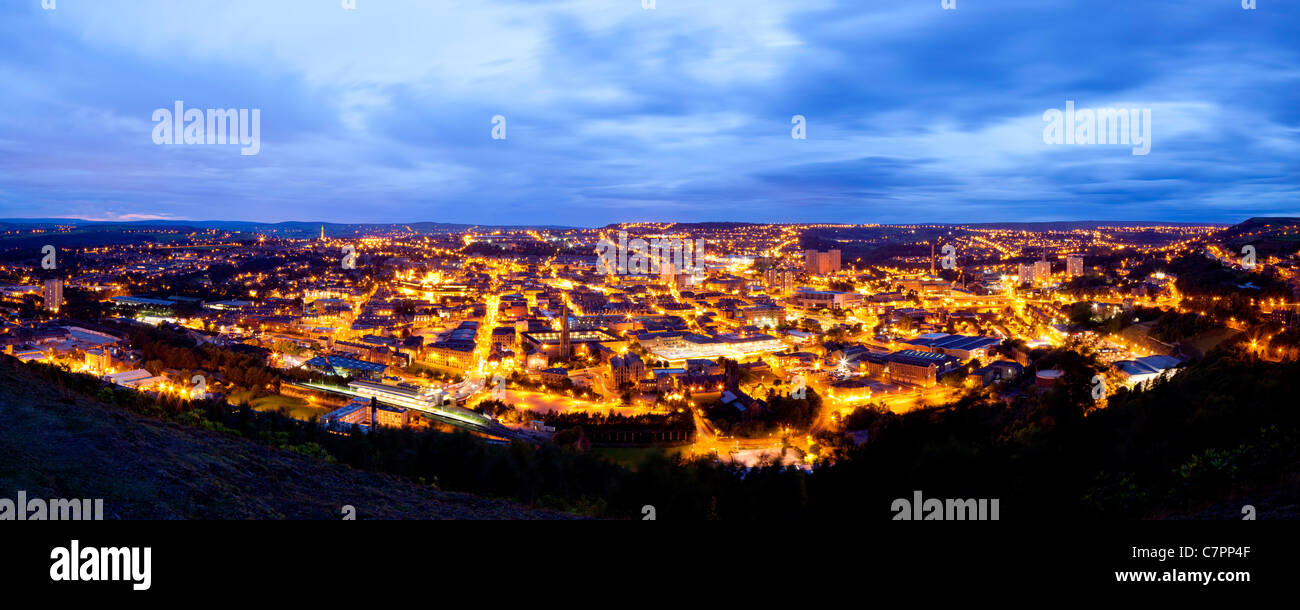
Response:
0,359,568,519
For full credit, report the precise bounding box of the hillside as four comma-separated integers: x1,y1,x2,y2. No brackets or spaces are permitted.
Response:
1214,217,1300,256
0,358,568,519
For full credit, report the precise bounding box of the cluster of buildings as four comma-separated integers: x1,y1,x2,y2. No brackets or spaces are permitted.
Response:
0,320,210,398
3,219,1286,453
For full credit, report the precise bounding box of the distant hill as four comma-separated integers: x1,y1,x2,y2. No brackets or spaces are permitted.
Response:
0,223,207,254
0,219,581,235
965,220,1229,230
1213,217,1300,256
601,221,761,230
0,357,567,519
1228,216,1300,230
1,218,1249,235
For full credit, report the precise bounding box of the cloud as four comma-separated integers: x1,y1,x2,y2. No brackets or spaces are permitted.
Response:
0,0,1296,224
58,212,188,222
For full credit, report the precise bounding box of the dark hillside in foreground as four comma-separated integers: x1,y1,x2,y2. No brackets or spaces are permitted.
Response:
0,357,567,520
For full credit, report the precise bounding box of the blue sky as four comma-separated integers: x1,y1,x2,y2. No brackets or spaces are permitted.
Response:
0,0,1296,226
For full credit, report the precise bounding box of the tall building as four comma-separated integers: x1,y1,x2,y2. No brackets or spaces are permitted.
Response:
1017,263,1035,285
1035,260,1052,283
558,301,571,360
1066,255,1084,277
763,267,799,295
804,249,841,276
43,278,63,313
1016,261,1052,286
659,259,678,284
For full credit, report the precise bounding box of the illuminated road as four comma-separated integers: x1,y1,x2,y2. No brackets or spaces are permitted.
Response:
472,292,501,375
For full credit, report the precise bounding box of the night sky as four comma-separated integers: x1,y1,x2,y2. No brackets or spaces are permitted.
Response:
0,0,1296,226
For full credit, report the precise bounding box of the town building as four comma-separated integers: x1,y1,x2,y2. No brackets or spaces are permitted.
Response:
43,278,63,313
803,249,841,276
1066,255,1084,277
791,288,863,310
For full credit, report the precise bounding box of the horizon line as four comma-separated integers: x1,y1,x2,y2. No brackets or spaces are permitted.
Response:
0,217,1269,229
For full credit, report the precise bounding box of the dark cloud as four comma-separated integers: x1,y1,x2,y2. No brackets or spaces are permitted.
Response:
0,0,1296,224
